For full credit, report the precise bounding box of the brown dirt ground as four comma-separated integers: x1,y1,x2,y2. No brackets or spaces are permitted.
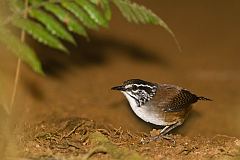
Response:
17,117,240,160
1,0,240,160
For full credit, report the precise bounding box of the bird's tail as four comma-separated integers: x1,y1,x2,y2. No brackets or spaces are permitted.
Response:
198,96,212,101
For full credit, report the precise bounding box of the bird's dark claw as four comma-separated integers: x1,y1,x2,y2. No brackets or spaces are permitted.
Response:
140,134,176,146
152,134,176,146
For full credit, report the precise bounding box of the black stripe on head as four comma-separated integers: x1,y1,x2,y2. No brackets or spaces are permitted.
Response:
123,79,157,106
123,79,156,87
137,86,153,94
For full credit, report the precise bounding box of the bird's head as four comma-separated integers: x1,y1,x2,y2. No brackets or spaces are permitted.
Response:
111,79,157,107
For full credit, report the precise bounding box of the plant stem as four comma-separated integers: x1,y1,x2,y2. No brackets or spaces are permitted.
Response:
9,0,28,113
10,58,21,111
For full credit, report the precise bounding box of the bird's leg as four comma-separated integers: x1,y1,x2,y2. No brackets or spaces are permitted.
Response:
143,130,175,145
150,121,183,144
160,125,171,135
140,121,183,144
160,121,182,135
151,127,175,144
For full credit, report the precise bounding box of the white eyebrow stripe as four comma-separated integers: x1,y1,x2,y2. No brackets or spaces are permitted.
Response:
134,84,156,89
125,83,157,90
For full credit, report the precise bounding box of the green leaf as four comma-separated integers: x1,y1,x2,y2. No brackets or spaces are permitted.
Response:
101,0,112,21
44,3,88,38
112,0,137,22
0,26,43,74
29,8,76,45
112,0,181,51
28,0,43,6
12,18,68,53
61,2,99,30
9,0,24,13
89,0,99,4
75,0,108,27
89,0,112,21
112,0,160,24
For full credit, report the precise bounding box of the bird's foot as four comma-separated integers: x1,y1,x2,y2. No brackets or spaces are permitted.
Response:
140,129,176,146
140,134,176,146
151,134,176,146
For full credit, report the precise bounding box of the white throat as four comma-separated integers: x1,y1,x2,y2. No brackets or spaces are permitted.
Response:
122,91,150,123
121,91,170,126
122,92,139,108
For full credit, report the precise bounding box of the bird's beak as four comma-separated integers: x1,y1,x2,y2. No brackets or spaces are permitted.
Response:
111,85,126,91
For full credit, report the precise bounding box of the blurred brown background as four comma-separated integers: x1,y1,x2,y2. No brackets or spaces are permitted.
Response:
1,0,240,137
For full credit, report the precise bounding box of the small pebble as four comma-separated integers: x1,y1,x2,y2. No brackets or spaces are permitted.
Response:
234,139,240,147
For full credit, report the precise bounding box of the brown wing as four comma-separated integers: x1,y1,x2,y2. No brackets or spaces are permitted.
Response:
154,84,199,112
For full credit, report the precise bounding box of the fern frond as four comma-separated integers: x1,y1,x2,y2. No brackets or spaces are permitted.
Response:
75,0,108,27
12,18,68,53
89,0,99,4
61,2,99,30
101,0,112,21
90,0,112,21
112,0,181,51
0,26,43,74
112,0,164,24
29,8,76,45
44,3,88,38
1,0,181,75
28,0,43,6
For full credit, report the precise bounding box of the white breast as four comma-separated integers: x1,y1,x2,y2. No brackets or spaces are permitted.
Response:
122,92,170,126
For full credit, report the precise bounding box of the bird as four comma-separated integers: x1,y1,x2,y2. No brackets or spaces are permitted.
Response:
111,79,211,136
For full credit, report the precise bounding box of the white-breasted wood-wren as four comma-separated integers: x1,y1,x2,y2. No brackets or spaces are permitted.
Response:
111,79,211,135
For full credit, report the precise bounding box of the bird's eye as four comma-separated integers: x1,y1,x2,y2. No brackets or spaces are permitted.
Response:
132,85,137,91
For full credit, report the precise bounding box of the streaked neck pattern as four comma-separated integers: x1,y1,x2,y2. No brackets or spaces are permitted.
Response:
124,83,157,107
